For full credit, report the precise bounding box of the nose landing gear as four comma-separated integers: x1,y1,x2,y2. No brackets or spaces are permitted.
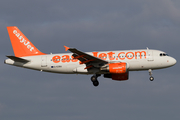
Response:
91,74,101,87
149,69,154,81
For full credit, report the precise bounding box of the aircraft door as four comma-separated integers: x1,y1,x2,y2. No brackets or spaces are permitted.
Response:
41,56,47,67
147,50,154,61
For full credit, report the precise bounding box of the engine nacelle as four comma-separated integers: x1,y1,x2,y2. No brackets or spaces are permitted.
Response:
102,62,129,81
100,62,127,74
104,72,129,81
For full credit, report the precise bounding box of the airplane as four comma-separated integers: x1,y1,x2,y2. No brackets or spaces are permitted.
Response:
4,26,177,86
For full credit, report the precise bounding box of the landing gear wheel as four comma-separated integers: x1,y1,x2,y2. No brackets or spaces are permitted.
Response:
91,74,101,87
93,80,99,87
149,76,154,81
148,69,154,81
91,76,97,82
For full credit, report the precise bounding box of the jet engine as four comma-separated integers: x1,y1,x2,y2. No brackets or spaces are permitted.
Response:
101,62,129,81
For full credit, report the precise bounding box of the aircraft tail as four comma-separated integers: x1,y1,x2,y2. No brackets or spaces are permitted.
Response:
7,26,46,57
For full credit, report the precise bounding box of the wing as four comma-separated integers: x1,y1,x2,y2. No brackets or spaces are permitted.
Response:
64,46,108,69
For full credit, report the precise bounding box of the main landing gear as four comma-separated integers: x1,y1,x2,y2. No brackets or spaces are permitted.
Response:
91,74,101,87
149,69,154,81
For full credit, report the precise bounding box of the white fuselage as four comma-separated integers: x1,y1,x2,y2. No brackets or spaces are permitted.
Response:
5,49,176,74
5,26,177,86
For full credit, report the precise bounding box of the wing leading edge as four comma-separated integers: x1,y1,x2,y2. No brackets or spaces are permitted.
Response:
64,46,108,69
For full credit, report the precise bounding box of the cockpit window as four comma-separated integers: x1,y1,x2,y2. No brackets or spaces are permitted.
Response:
160,53,169,56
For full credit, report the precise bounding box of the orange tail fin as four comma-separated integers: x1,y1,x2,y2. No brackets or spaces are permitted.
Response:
7,26,46,57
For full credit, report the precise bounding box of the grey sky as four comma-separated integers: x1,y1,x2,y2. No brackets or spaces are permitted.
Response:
0,0,180,120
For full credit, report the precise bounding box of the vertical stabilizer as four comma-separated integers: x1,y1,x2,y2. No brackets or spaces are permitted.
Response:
7,26,46,57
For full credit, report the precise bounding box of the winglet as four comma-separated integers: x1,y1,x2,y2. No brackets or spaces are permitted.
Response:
64,46,70,51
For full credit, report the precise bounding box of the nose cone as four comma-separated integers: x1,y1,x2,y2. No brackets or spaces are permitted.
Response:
170,57,177,66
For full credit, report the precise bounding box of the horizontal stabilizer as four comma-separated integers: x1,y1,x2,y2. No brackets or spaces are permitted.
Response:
6,56,30,63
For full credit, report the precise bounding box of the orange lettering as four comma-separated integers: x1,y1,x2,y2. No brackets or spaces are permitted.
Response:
107,52,115,60
118,52,125,60
135,51,146,59
126,52,134,60
52,55,61,63
92,52,98,57
62,55,70,63
99,53,107,60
